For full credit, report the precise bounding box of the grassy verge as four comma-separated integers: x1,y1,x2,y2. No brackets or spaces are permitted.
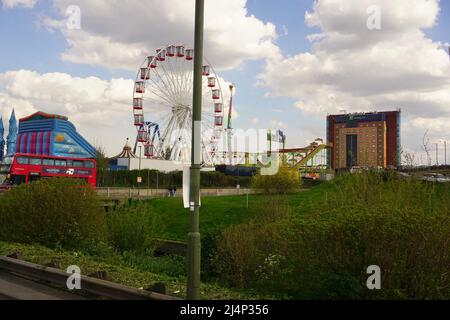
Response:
213,172,450,299
121,183,332,242
0,241,269,300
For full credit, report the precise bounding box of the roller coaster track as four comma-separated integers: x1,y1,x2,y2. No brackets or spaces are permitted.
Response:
277,142,332,169
289,144,331,169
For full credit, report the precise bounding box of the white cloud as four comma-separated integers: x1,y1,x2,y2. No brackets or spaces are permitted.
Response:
0,70,135,155
411,116,450,134
259,0,450,164
281,25,289,36
2,0,37,9
0,69,237,157
304,0,439,35
270,120,287,130
250,117,260,125
42,0,280,71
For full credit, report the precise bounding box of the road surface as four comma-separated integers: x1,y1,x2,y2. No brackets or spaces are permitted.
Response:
0,270,87,300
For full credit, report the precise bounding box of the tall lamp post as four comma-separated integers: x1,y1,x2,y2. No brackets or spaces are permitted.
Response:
435,143,439,166
445,140,447,166
187,0,204,300
138,146,142,196
139,146,142,171
440,139,448,166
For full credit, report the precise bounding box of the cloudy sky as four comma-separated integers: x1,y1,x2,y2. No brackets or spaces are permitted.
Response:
0,0,449,164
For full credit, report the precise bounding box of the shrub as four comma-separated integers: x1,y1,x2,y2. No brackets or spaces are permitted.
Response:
212,196,292,287
0,178,107,251
97,169,252,188
251,166,301,194
215,172,450,299
107,202,165,254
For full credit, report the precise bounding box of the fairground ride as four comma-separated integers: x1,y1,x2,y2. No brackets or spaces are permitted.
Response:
132,44,225,165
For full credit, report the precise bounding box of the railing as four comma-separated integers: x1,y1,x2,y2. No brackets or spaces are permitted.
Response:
96,187,254,199
0,256,180,300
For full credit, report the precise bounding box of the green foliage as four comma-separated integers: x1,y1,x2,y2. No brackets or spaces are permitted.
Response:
120,251,186,277
124,195,263,242
201,171,251,189
4,170,447,299
215,172,450,299
0,178,107,252
0,241,268,300
251,166,301,194
213,196,292,287
107,201,165,254
97,169,251,188
95,145,110,187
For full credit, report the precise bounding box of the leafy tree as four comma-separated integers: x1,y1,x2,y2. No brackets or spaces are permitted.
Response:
251,166,301,194
95,144,110,187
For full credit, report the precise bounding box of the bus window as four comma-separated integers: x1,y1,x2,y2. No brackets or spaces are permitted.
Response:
84,161,95,168
17,157,29,165
43,159,55,166
55,160,67,167
73,161,83,168
28,173,41,183
67,160,73,167
30,158,42,166
11,174,26,185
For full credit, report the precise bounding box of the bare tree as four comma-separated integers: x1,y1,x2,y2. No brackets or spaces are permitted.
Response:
422,130,432,166
401,147,417,168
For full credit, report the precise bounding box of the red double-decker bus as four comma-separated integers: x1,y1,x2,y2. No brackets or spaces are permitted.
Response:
0,153,96,189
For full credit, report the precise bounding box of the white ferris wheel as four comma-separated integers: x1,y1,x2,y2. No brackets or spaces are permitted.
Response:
132,44,225,164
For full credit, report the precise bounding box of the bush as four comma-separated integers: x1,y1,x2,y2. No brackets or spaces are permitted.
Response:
107,202,165,254
97,169,252,188
215,172,450,299
0,178,107,252
212,196,292,287
251,166,301,194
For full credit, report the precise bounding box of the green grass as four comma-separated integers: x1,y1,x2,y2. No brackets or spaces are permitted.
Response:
121,182,332,241
122,195,256,241
0,241,270,300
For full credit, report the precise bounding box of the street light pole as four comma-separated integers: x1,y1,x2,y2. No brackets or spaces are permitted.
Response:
187,0,204,300
445,141,447,166
139,146,142,196
436,143,439,166
139,146,142,171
